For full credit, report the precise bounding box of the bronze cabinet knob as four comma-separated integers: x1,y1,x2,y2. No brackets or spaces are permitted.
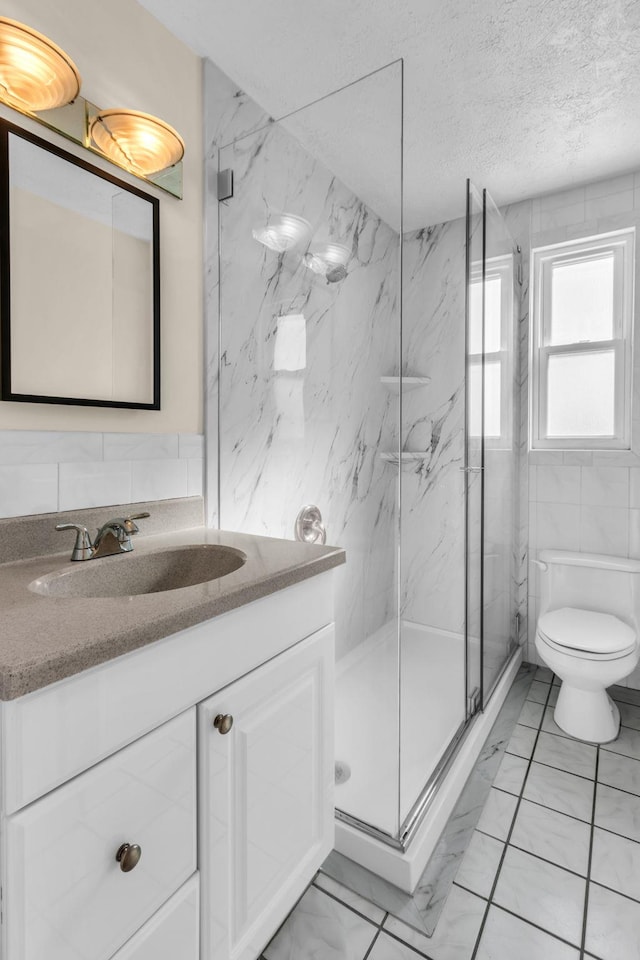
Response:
116,842,142,872
213,713,233,734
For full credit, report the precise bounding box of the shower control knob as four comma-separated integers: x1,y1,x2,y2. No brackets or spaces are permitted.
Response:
295,505,327,545
214,713,233,734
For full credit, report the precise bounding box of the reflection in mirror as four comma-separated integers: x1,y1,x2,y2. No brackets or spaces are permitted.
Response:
0,121,159,408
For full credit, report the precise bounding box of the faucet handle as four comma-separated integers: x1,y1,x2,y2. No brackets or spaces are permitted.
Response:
55,523,94,561
121,511,150,535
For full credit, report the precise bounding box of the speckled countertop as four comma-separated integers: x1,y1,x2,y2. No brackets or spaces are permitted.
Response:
0,527,345,700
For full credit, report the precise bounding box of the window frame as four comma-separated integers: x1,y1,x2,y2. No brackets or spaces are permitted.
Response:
530,229,635,451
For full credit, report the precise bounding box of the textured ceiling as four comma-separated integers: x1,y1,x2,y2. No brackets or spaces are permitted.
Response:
137,0,640,229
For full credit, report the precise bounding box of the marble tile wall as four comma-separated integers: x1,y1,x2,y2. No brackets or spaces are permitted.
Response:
0,429,203,517
506,171,640,686
503,199,534,654
203,59,273,528
205,64,400,661
400,223,466,635
401,207,521,695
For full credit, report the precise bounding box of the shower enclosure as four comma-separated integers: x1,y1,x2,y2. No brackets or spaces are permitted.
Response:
211,61,520,884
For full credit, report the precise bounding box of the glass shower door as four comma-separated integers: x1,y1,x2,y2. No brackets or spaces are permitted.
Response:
217,63,404,842
465,180,484,714
466,182,519,710
481,190,519,700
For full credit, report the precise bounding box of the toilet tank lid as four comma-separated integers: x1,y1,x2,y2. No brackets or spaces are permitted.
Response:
539,550,640,574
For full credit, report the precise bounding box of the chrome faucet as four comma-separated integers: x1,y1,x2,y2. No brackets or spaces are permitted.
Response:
56,512,150,561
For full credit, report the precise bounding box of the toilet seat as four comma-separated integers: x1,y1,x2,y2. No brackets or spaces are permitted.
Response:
538,607,637,659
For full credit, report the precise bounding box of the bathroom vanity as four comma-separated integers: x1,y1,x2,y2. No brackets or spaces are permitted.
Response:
0,517,344,960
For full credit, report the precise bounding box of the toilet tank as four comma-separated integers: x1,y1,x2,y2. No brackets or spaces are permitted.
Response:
537,550,640,631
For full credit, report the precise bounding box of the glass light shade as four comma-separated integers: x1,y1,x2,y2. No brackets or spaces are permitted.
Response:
0,17,81,112
90,109,185,176
252,214,311,252
304,242,351,281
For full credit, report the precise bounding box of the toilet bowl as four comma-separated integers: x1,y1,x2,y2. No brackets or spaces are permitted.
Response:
535,607,639,742
534,551,640,744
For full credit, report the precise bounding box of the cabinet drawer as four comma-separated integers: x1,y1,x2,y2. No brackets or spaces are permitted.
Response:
5,709,196,960
111,874,199,960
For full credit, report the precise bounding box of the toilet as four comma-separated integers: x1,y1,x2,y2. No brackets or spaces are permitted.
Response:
534,550,640,743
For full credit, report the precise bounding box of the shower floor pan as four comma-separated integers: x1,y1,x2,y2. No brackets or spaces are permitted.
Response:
334,620,522,890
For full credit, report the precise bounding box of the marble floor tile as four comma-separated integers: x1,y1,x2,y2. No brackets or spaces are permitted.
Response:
454,830,504,898
548,684,560,706
476,788,519,841
533,731,597,779
382,885,485,960
493,846,586,945
364,933,419,960
510,798,591,875
527,680,552,704
590,828,640,902
523,761,595,822
492,753,529,795
321,851,422,932
534,666,554,684
585,882,640,960
610,685,640,707
594,783,640,842
601,724,640,762
619,700,640,732
598,749,640,796
518,700,544,729
506,724,538,759
313,872,386,924
475,905,580,960
263,885,378,960
541,704,575,740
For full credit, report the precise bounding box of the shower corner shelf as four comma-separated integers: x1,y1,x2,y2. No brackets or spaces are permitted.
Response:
380,451,428,464
380,376,431,395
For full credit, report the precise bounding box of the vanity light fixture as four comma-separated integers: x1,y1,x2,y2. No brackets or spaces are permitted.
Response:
0,17,81,112
304,242,351,282
89,109,185,176
252,214,312,253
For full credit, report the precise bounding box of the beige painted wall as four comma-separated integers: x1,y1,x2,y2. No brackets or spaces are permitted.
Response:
11,189,154,403
0,0,203,432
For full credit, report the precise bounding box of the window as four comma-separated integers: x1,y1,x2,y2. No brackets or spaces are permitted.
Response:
468,255,514,444
531,229,635,449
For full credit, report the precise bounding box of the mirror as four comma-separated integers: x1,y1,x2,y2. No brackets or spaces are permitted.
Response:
0,120,160,409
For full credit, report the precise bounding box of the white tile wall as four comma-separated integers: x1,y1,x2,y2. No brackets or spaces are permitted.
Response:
103,433,179,461
131,459,189,502
0,464,59,517
59,461,132,512
522,170,640,687
0,430,204,518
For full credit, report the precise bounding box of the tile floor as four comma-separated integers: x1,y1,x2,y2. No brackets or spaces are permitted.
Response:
263,668,640,959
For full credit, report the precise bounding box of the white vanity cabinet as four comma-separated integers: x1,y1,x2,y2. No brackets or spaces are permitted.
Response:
199,626,334,960
0,572,337,960
4,709,197,960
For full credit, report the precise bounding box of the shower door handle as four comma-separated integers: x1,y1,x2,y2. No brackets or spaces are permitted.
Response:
459,466,483,473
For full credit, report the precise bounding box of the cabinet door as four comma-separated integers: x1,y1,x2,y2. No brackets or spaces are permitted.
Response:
199,625,335,960
111,875,199,960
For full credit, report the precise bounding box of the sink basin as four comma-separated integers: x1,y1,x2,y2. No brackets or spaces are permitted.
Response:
30,544,247,598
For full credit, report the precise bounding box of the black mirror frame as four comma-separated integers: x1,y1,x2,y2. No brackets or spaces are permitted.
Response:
0,119,161,410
